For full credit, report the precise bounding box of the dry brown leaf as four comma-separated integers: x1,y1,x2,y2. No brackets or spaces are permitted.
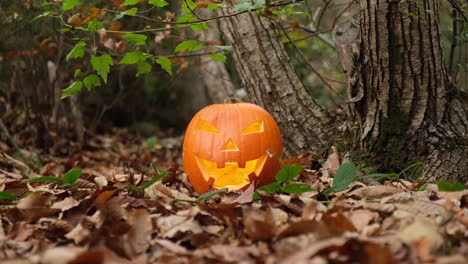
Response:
194,244,254,263
302,200,327,220
349,185,403,199
320,146,341,178
243,208,275,241
153,239,189,254
157,214,203,238
276,220,331,240
41,246,86,264
65,224,91,245
124,209,152,256
397,217,444,254
51,197,79,211
0,153,40,179
16,192,59,221
345,209,379,231
278,237,348,263
232,182,255,204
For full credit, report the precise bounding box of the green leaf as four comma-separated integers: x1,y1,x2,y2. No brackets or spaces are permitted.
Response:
114,7,138,21
121,0,140,6
175,40,205,53
252,192,261,200
214,45,233,52
177,14,196,23
332,161,357,192
119,51,146,64
257,182,281,193
282,183,315,194
182,0,198,12
33,11,55,20
156,56,172,75
275,164,303,183
253,0,265,8
0,191,19,201
62,0,81,11
42,1,60,5
87,18,104,30
207,3,229,10
62,168,82,185
417,183,428,191
149,0,169,7
198,188,227,202
290,11,311,17
140,171,167,190
123,170,167,191
190,23,209,30
146,136,158,149
322,186,336,195
234,0,254,12
61,81,83,99
83,74,101,90
66,41,86,61
74,69,82,78
23,176,64,183
136,61,152,76
437,181,465,192
123,33,147,45
207,53,226,63
91,54,113,83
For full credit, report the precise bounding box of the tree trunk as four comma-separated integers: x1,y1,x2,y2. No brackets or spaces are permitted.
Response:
353,0,468,182
219,5,335,156
218,1,467,182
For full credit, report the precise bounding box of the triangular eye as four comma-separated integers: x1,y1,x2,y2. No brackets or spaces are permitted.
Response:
196,119,221,134
221,138,239,151
241,120,264,135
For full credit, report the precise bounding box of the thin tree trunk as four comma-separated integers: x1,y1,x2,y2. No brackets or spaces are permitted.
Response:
198,9,236,103
219,5,335,156
353,0,468,182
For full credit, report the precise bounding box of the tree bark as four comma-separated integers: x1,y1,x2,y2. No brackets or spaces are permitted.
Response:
219,5,335,156
217,0,467,182
353,0,467,182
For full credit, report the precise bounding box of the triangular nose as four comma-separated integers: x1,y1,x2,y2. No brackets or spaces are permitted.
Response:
221,138,239,151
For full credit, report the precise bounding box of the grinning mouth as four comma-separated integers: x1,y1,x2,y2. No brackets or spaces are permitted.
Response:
195,155,267,190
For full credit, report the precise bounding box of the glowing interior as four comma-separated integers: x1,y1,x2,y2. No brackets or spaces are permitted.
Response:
195,155,267,190
196,119,221,134
221,138,239,151
241,120,264,135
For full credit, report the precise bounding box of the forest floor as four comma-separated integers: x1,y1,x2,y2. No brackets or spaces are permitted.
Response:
0,127,467,264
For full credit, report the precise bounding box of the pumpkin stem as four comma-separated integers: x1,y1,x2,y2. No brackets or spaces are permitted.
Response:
224,98,238,104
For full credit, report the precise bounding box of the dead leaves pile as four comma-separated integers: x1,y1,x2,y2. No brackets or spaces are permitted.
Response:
0,130,467,263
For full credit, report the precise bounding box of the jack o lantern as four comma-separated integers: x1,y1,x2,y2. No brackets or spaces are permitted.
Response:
183,100,282,194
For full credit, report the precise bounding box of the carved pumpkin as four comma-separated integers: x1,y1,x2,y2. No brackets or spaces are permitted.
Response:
183,100,282,194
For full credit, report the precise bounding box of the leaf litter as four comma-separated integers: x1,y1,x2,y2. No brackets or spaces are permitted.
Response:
0,128,466,263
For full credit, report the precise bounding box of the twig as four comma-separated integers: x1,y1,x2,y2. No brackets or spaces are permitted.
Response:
184,0,204,20
447,0,467,21
278,23,347,105
332,0,356,29
297,26,335,48
98,0,305,27
315,0,331,29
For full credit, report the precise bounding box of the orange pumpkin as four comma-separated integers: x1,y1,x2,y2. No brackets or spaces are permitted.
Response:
183,100,282,194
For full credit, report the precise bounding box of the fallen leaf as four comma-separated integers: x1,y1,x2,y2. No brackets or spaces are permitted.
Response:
16,192,59,221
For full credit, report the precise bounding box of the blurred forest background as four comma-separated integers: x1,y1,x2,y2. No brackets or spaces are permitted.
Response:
0,0,466,151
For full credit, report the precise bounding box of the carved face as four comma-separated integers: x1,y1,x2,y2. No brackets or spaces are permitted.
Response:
183,102,282,194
